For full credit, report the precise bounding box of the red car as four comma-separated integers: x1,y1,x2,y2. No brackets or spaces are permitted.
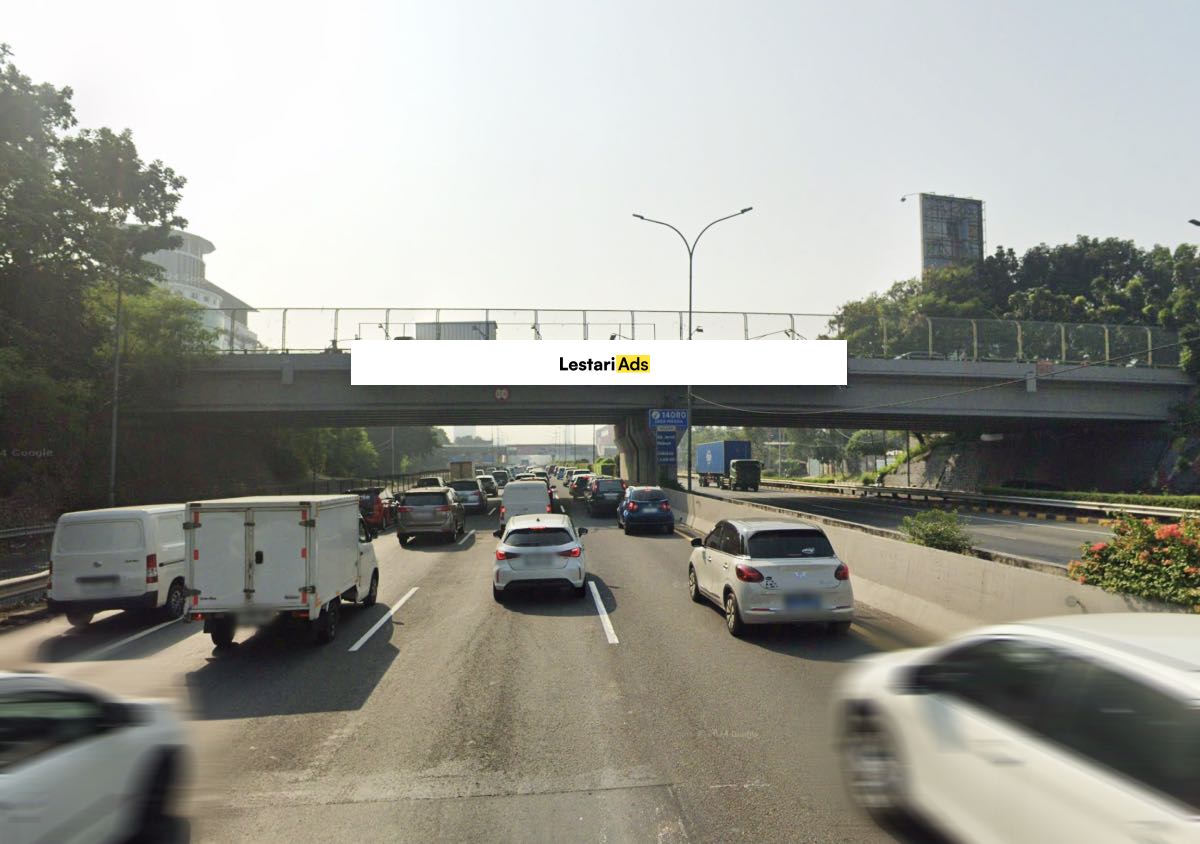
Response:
347,487,395,530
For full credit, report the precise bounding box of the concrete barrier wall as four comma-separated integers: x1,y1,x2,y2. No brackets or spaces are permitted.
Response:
666,490,1182,638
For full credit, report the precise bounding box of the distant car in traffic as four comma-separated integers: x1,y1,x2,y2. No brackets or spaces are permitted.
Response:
0,671,187,844
617,486,674,534
687,518,854,637
414,476,443,488
476,474,499,496
569,473,594,499
491,469,511,489
556,467,568,481
498,479,557,528
345,486,395,530
396,488,466,543
834,614,1200,844
491,513,589,602
448,479,488,514
584,477,625,515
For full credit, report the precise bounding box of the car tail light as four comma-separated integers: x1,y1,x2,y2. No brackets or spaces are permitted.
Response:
834,562,850,581
627,502,639,512
146,553,159,584
435,505,451,512
500,505,506,517
735,563,764,583
661,501,671,511
496,549,520,561
397,506,412,512
558,547,582,558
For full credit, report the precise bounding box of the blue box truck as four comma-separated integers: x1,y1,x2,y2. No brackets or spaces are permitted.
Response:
695,440,761,491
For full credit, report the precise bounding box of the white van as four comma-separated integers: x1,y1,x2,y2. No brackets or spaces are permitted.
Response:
47,504,188,627
498,480,556,528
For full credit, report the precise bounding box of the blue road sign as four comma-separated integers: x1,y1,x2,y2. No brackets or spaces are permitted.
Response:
649,408,688,431
655,429,678,464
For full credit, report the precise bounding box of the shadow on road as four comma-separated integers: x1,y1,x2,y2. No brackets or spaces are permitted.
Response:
690,600,879,662
184,607,398,720
497,573,618,618
35,611,193,663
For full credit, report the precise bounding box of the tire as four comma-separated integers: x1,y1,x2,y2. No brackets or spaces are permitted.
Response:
687,566,704,603
751,486,759,492
492,585,506,604
397,533,408,545
66,611,93,628
724,591,745,637
163,579,187,620
132,752,178,843
623,522,632,535
840,709,907,822
362,570,379,607
315,598,340,644
209,618,235,649
828,620,853,636
663,523,674,535
573,581,588,599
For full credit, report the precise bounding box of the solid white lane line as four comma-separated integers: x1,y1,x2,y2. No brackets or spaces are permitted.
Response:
76,615,185,661
456,529,475,546
588,580,618,645
349,587,418,652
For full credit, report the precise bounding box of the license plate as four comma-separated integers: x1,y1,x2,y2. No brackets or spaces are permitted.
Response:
785,593,821,610
77,575,118,584
643,507,658,513
604,493,618,499
526,554,554,567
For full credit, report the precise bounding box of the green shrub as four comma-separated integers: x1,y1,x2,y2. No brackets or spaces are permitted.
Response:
900,509,974,554
1068,515,1200,610
983,487,1200,511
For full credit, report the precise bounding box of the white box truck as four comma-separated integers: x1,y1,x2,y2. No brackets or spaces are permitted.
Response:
185,495,379,648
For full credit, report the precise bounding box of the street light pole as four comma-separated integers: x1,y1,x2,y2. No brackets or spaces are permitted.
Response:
633,207,753,490
107,277,124,507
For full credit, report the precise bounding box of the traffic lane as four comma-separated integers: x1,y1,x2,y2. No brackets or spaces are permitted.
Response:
712,488,1108,566
192,507,687,843
558,497,940,843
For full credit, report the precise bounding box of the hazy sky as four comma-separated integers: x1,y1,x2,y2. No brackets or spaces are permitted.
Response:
8,0,1199,442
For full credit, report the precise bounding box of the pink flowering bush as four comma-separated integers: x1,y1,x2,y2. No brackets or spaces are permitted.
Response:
1068,516,1200,610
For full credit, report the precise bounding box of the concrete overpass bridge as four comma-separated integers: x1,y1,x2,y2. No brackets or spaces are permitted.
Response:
152,351,1193,482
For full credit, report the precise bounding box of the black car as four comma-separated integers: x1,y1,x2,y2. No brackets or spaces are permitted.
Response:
584,477,626,515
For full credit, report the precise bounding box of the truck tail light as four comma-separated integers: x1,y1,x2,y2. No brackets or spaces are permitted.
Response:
835,563,850,581
735,563,764,583
558,547,582,558
546,504,553,512
146,553,159,584
499,505,506,517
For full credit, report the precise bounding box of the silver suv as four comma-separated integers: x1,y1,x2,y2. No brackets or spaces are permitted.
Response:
397,488,466,544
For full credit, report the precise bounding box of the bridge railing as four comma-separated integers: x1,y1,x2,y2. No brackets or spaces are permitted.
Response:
197,307,1181,367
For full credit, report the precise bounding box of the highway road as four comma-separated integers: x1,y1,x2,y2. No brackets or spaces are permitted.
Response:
695,485,1111,566
0,481,945,844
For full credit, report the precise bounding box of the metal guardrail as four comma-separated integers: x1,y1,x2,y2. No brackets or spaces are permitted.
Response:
753,478,1194,520
0,570,49,607
0,524,54,541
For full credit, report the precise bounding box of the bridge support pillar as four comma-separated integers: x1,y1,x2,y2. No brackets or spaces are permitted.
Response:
614,412,658,485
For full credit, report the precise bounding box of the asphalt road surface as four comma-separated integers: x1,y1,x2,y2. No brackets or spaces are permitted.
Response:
700,485,1110,566
0,485,946,844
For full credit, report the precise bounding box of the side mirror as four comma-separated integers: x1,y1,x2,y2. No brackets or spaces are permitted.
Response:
492,529,502,538
690,537,703,548
578,527,588,536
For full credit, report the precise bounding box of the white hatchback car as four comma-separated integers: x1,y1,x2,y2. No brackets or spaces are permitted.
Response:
491,513,588,601
834,614,1200,844
0,672,187,844
687,518,854,636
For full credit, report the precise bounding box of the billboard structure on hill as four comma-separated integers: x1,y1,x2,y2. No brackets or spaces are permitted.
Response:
919,193,984,276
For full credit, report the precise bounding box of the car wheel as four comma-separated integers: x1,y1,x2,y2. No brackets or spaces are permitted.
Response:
492,585,506,603
397,533,409,544
751,486,759,492
841,709,907,821
209,618,235,649
66,611,93,628
573,581,588,599
315,598,340,644
828,620,852,635
724,591,745,637
362,570,379,607
133,752,179,843
163,579,187,619
687,566,703,603
623,522,632,535
662,523,673,535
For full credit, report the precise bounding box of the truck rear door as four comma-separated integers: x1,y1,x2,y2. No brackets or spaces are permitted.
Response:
249,506,308,607
191,508,250,610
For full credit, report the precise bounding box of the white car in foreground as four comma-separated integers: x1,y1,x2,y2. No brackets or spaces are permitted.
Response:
0,672,187,844
834,614,1200,844
492,513,588,601
687,518,854,636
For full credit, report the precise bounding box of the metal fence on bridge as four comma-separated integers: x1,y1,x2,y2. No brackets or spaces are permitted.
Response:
197,307,1181,368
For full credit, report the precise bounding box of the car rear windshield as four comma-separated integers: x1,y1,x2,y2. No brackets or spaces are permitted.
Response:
505,528,574,547
358,494,377,506
594,479,623,492
746,529,834,559
573,475,593,485
449,481,479,491
631,488,666,501
403,493,447,507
